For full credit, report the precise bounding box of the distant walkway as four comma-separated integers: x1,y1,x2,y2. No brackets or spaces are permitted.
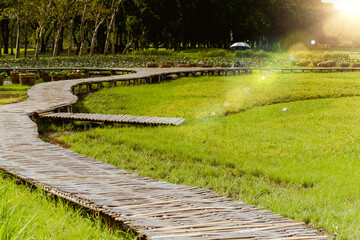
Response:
257,67,360,74
0,67,327,239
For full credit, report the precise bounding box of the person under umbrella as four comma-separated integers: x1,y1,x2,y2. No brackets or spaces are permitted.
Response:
233,60,245,68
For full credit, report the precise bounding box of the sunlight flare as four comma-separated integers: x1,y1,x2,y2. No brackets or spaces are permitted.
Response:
332,0,360,15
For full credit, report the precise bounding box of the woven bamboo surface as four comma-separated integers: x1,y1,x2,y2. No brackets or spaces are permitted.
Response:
41,113,185,126
0,68,327,239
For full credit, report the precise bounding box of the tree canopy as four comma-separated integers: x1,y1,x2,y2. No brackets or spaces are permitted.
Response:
0,0,343,57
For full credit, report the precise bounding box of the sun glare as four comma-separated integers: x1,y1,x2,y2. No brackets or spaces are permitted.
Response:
334,0,360,15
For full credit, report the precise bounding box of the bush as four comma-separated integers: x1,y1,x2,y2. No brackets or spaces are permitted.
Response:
297,60,310,67
339,63,350,67
293,51,350,62
350,63,360,67
198,49,231,58
132,49,174,56
234,50,269,58
317,61,336,67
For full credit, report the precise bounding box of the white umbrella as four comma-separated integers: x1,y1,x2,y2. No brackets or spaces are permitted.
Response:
230,42,251,50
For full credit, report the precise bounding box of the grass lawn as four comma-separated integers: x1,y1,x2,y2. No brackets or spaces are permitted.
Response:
0,83,31,105
0,174,134,239
45,72,360,239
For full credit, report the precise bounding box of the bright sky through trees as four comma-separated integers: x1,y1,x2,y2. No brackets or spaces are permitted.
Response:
323,0,360,15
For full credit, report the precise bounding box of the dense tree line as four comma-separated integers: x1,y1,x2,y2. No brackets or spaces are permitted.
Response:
0,0,335,58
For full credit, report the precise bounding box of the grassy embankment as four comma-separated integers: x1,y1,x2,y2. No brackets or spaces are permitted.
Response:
0,174,135,239
48,72,360,239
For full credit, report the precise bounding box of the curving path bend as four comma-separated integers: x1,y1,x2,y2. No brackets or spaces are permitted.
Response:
0,68,327,239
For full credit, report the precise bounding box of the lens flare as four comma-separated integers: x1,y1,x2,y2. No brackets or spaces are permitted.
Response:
328,0,360,15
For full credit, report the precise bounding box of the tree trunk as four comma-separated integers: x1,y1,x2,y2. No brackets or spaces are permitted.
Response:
79,2,88,57
34,26,44,59
104,12,116,55
131,36,135,52
68,18,74,56
2,19,9,54
122,39,133,55
10,21,15,55
24,24,28,57
15,14,21,59
52,24,64,57
89,31,97,57
51,21,56,55
0,22,2,58
90,18,106,57
111,18,116,54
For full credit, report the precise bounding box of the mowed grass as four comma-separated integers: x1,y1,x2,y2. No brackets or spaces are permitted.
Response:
0,174,134,239
54,72,360,239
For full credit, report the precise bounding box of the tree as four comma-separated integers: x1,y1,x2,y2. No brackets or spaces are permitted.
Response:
78,0,88,56
0,0,13,57
52,0,76,57
104,0,122,55
88,0,108,57
33,0,52,58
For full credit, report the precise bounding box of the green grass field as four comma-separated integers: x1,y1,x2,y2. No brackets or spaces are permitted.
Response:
0,174,134,239
0,83,30,105
47,72,360,239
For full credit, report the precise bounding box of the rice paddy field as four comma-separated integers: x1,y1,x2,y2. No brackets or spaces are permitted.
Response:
46,72,360,239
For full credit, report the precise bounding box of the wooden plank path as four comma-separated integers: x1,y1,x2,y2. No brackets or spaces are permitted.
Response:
256,67,360,74
0,67,328,239
41,112,186,126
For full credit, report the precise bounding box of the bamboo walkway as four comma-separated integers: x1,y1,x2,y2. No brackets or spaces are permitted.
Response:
257,67,360,74
0,67,328,239
41,112,186,126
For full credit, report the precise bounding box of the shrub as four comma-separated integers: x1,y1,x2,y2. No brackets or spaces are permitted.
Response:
297,60,310,67
132,49,174,56
146,62,159,68
350,63,360,67
198,49,230,58
233,50,268,58
317,61,336,67
339,63,350,67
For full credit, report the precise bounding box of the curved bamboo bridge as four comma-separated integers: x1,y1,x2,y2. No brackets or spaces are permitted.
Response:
0,67,327,239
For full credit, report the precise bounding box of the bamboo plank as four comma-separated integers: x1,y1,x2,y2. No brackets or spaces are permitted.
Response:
267,237,328,240
152,222,305,235
131,207,236,217
110,198,212,209
152,220,252,231
35,174,131,180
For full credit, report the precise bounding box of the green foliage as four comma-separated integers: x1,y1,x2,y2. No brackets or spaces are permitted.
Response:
57,72,360,239
49,70,72,77
132,49,175,56
292,51,350,62
234,50,269,58
197,49,230,58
